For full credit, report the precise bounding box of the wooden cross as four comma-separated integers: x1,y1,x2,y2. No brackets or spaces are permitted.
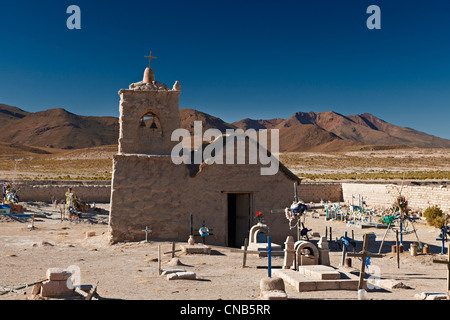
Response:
230,237,281,269
347,232,384,290
145,51,157,68
75,281,99,300
433,244,450,294
164,242,181,258
230,238,261,268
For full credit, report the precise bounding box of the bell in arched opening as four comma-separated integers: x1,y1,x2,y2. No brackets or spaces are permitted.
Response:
139,112,162,138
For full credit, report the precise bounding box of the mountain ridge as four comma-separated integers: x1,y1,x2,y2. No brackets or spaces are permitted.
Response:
0,103,448,152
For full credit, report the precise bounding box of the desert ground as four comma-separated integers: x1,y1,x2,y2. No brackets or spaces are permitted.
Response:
0,201,448,301
0,147,448,302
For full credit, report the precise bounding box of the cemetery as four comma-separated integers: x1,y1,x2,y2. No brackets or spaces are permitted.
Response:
0,59,449,302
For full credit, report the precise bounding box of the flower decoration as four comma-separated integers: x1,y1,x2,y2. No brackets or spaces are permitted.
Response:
393,195,408,213
256,211,263,223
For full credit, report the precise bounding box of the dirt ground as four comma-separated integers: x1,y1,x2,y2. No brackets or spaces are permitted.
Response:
0,202,449,301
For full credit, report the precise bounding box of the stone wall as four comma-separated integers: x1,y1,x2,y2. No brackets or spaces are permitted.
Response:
7,180,111,203
342,182,450,213
11,180,448,215
298,182,343,203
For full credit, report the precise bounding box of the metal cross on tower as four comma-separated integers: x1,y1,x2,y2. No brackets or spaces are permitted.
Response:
145,51,158,69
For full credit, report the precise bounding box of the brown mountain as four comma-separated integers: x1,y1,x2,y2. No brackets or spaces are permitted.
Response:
0,106,119,149
180,108,237,134
0,104,30,125
347,113,450,148
232,118,284,131
234,111,450,151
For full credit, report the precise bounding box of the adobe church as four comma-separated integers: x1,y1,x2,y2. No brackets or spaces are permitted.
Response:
108,54,301,247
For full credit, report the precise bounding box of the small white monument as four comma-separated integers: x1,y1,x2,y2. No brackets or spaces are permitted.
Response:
242,223,282,256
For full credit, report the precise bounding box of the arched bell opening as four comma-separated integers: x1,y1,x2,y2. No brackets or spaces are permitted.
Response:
139,112,162,138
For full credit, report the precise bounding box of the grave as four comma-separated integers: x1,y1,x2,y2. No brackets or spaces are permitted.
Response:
241,223,283,257
353,221,387,229
273,266,365,292
295,240,319,266
180,244,211,255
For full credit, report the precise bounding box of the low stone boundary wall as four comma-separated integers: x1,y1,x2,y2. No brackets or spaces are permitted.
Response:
342,182,449,213
7,180,449,214
298,182,343,203
8,180,111,203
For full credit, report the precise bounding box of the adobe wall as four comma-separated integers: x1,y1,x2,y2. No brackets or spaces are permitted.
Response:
342,182,450,213
5,180,111,203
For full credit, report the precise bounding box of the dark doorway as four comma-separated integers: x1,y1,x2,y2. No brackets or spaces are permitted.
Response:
227,193,252,248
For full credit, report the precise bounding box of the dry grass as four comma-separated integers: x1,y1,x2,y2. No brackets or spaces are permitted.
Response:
279,148,450,181
0,144,449,181
0,145,116,181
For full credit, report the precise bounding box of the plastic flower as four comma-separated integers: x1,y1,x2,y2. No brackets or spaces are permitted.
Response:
256,211,263,223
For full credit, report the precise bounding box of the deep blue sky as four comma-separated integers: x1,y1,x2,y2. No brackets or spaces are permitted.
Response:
0,0,449,139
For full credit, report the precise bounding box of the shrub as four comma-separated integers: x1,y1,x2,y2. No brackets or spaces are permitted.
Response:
423,205,446,228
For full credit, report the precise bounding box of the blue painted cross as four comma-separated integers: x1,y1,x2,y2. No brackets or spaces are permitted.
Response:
259,236,273,277
436,225,450,254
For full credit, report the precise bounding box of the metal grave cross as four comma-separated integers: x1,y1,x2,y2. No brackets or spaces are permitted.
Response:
189,214,213,244
347,232,384,290
433,243,450,294
145,51,158,68
436,225,450,254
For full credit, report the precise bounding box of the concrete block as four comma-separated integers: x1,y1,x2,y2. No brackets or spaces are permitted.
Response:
166,271,196,280
41,280,74,297
260,277,287,300
180,244,211,255
339,279,361,290
46,268,72,281
316,280,339,291
161,269,186,276
298,265,340,280
261,290,288,300
260,277,285,291
415,292,448,300
298,281,317,291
